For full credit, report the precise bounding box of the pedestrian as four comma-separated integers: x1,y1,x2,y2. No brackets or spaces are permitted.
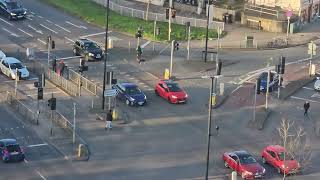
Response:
59,59,65,76
304,101,310,116
105,109,113,130
52,58,57,72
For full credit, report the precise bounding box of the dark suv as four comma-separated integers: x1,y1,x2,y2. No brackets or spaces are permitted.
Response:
73,39,103,61
0,0,26,20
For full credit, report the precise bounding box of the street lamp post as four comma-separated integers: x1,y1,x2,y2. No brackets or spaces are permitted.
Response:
204,0,212,62
205,76,214,180
102,0,110,110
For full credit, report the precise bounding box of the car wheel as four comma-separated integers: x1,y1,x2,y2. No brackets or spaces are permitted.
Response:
155,90,159,96
168,97,173,104
8,14,12,20
224,161,229,168
262,157,267,164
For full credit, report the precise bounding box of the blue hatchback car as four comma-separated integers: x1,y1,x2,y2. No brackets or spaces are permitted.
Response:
112,82,147,106
259,72,282,92
0,139,25,162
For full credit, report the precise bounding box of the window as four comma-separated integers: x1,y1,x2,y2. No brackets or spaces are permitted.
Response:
268,150,277,159
238,154,257,164
230,155,238,161
167,82,182,92
75,41,80,46
10,62,23,69
125,86,141,95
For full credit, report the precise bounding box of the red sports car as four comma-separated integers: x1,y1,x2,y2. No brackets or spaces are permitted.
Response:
154,79,188,103
261,145,300,175
223,150,266,179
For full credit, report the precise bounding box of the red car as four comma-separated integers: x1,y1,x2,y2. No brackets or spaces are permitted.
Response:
261,145,300,175
223,150,266,179
154,79,188,103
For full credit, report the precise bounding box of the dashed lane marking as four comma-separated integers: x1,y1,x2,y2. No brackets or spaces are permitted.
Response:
30,11,35,15
80,31,110,38
65,21,87,29
141,41,151,48
302,86,314,91
18,28,33,37
37,38,46,45
40,24,58,34
46,19,53,23
36,170,47,180
37,15,43,19
28,25,43,34
2,28,19,37
26,17,32,21
311,93,320,98
55,24,71,33
27,91,60,97
64,36,74,43
0,17,13,26
27,143,48,148
290,96,320,103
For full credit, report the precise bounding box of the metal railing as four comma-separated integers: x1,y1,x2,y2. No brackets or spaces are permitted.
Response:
68,69,99,96
92,0,225,30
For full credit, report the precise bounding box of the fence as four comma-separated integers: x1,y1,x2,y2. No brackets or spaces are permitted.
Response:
5,91,90,160
29,61,79,96
92,0,225,30
68,69,99,96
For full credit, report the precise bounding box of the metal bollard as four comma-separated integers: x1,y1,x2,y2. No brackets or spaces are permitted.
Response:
78,144,83,158
231,171,237,180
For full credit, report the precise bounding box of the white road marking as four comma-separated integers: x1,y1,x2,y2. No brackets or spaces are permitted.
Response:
0,17,13,26
18,28,33,37
80,31,108,38
30,11,36,15
64,36,74,43
46,19,53,23
159,43,171,55
302,86,314,90
27,143,48,148
28,77,39,80
37,38,47,45
311,93,320,98
26,17,33,21
28,25,43,34
65,21,87,29
23,159,28,163
59,56,82,60
27,91,60,97
141,41,151,48
36,170,47,180
290,96,320,103
37,15,43,19
40,24,58,34
55,24,71,33
2,28,19,37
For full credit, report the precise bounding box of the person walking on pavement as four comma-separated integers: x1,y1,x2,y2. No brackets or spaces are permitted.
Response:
105,109,113,130
52,58,57,72
58,59,65,77
304,101,310,116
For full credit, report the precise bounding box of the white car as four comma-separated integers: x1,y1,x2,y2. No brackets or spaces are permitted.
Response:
0,50,5,60
0,57,29,80
315,77,320,91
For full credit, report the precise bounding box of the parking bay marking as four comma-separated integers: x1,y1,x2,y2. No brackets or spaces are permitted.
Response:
27,143,48,148
303,86,314,91
18,28,33,37
40,24,58,34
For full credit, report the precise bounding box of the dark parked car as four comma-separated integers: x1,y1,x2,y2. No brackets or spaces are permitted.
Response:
0,139,25,162
112,82,147,106
73,39,103,61
0,0,26,20
258,72,282,92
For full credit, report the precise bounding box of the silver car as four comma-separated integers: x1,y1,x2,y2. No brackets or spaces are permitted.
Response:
0,57,29,80
314,77,320,91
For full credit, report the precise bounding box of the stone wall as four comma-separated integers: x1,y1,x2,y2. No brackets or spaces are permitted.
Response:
211,6,240,22
241,13,287,33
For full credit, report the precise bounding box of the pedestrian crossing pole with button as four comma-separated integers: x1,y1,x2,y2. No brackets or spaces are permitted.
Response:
14,68,19,97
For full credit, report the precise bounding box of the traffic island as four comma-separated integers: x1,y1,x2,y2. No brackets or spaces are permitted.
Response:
248,107,272,130
279,76,315,100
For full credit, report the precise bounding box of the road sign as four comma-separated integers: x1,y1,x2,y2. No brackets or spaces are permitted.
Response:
286,9,292,18
308,41,317,56
104,89,117,97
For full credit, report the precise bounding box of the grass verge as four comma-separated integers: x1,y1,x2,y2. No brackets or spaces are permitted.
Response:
42,0,220,41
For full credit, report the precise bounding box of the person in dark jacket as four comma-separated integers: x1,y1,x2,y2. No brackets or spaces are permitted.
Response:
304,101,310,116
52,58,57,72
105,109,113,130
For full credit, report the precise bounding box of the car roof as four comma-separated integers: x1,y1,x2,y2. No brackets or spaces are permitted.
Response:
3,57,21,64
233,150,250,156
120,82,137,88
0,50,6,59
0,139,18,145
77,38,95,44
160,79,176,84
266,145,285,153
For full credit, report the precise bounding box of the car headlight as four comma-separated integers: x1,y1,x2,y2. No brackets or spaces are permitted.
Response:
185,94,188,98
171,95,177,99
144,95,147,100
89,53,94,56
262,168,266,173
129,97,135,101
244,171,253,175
281,164,285,169
10,13,17,16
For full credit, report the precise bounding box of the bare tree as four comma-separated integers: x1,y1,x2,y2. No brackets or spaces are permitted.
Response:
277,119,312,179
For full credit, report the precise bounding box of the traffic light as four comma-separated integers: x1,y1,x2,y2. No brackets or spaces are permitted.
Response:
51,40,55,49
156,27,160,36
166,8,169,20
174,41,179,51
37,87,43,100
48,98,56,110
216,61,222,76
136,45,142,56
47,36,55,49
256,78,261,94
135,27,143,38
279,56,285,74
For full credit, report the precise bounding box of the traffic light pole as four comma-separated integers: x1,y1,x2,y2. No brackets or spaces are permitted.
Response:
73,102,76,144
204,1,211,62
50,93,54,136
153,20,156,52
102,0,110,110
47,37,51,67
253,82,257,122
265,70,270,109
187,25,191,61
168,7,172,41
278,74,281,99
15,68,18,97
36,99,40,125
169,40,174,78
205,76,214,180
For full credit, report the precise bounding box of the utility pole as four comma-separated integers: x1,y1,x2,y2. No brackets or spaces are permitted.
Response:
215,27,220,63
205,76,214,180
187,23,191,61
108,71,113,110
204,0,211,62
73,102,76,144
278,74,281,99
169,40,174,78
266,69,270,110
14,68,18,97
102,0,110,110
47,36,51,67
168,0,172,41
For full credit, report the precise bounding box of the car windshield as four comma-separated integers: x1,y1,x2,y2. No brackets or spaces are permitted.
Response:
167,83,182,92
84,42,99,50
6,2,20,9
6,144,20,152
238,154,257,164
278,152,290,161
126,86,141,95
10,63,23,69
260,72,274,81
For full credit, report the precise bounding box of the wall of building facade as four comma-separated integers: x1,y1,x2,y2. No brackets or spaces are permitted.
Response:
241,13,287,32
